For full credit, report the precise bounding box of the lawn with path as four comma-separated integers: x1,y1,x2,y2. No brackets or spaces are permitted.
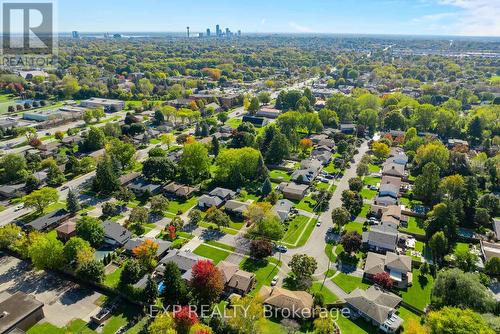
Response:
193,244,230,264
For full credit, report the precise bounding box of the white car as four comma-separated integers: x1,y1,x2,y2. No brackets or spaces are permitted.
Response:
271,276,279,286
316,221,322,227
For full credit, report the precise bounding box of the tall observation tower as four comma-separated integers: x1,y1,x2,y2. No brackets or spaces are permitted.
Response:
186,27,190,38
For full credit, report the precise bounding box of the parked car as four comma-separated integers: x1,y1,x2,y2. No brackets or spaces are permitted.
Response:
271,275,279,286
275,245,288,253
316,221,322,227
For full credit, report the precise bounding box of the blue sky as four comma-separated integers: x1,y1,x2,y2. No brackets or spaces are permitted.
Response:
55,0,499,36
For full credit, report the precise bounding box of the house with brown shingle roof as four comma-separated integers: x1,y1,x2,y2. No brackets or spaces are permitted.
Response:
363,252,412,288
217,261,256,295
258,286,313,318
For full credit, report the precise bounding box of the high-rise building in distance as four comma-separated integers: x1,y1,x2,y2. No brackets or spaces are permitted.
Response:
72,31,80,39
206,28,211,37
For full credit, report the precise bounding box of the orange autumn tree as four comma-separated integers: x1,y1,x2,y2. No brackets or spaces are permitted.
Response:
201,68,221,81
133,239,159,271
299,138,313,152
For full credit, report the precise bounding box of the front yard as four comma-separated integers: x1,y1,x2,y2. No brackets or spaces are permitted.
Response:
193,244,230,264
240,257,281,295
331,272,370,293
282,215,314,246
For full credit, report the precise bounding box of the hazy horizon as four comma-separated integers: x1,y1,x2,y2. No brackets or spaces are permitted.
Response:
51,0,499,38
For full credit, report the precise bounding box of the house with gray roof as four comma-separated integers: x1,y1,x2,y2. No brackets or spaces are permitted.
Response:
364,252,412,288
103,220,132,246
224,200,251,218
272,199,294,222
25,209,71,232
156,249,206,280
382,163,405,178
362,225,398,253
345,286,403,333
124,238,171,259
127,178,162,196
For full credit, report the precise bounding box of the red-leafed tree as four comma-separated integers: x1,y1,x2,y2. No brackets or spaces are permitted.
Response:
174,306,199,334
168,224,176,240
190,260,224,305
373,272,393,290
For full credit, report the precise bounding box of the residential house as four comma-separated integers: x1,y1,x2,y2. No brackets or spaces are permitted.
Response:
156,249,205,280
163,182,198,199
447,139,469,151
56,220,76,242
25,209,71,232
242,115,268,127
205,102,221,112
278,182,309,201
258,286,313,317
224,200,251,218
291,159,322,184
362,225,399,253
255,106,281,119
344,286,403,333
382,163,405,178
103,220,132,247
217,261,256,295
0,183,26,199
363,252,412,288
119,172,141,187
0,292,44,334
310,146,333,165
272,199,294,222
340,123,356,134
373,176,401,207
480,240,500,263
123,238,171,259
198,194,224,208
127,178,162,196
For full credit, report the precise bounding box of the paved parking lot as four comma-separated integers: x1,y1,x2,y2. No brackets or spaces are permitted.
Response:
0,255,103,327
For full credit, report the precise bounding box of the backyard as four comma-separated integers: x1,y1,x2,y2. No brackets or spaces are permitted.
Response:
401,268,434,311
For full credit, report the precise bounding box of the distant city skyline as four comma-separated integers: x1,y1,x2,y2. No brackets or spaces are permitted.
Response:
55,0,499,37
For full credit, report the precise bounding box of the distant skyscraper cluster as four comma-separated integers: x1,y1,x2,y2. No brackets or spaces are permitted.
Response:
195,24,241,38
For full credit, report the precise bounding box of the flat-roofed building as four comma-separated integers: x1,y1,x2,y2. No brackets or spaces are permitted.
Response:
0,292,44,333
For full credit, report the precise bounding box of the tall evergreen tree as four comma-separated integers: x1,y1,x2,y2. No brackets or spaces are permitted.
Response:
93,155,120,195
261,177,272,196
66,188,81,214
211,135,220,156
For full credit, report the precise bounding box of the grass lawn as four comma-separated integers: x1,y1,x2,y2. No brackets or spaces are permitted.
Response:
282,215,311,245
240,257,281,295
399,196,423,208
198,221,239,235
269,169,291,182
454,242,471,253
238,190,261,202
226,118,242,129
357,203,371,219
193,244,230,264
205,240,236,252
360,188,377,200
104,266,123,288
294,195,317,213
315,181,331,190
332,272,370,293
30,320,96,334
399,216,425,235
336,316,378,334
310,282,339,304
368,163,381,173
325,243,337,262
294,218,318,247
324,162,341,174
398,306,422,328
166,196,198,215
363,176,380,186
343,221,364,234
401,268,434,311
